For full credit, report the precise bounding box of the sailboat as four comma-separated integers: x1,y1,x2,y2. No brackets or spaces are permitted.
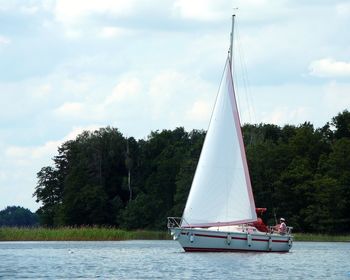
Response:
167,15,293,252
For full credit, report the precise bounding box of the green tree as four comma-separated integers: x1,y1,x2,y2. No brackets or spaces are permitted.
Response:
34,166,62,226
0,206,38,227
331,110,350,139
33,110,350,233
313,138,350,233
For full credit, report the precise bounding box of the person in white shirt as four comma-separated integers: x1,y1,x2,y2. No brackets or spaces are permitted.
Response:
278,218,287,235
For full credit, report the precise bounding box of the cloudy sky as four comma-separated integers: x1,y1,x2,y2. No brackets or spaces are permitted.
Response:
1,0,349,211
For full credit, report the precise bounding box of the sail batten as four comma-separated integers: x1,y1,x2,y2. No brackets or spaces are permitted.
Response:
181,58,257,227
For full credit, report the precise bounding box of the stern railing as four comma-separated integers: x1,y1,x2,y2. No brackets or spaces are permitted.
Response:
167,217,183,229
268,226,293,235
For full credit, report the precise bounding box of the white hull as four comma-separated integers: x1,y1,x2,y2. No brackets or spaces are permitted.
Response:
170,227,293,252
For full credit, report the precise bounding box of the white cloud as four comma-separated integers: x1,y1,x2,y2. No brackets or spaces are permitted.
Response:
186,100,212,122
243,81,349,128
64,125,102,140
4,125,101,167
19,5,39,14
0,35,10,45
149,70,185,117
0,125,102,211
173,0,227,21
43,67,216,135
148,70,213,123
5,141,60,166
7,126,103,161
105,77,141,104
32,84,52,98
53,0,138,37
99,26,129,38
309,58,350,77
1,0,350,212
58,73,98,97
0,1,52,16
51,74,143,122
261,106,310,126
173,0,294,23
242,83,328,127
54,102,84,119
336,2,350,16
54,0,135,24
324,81,350,109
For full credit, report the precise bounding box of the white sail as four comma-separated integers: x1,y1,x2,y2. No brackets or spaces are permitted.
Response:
182,58,257,227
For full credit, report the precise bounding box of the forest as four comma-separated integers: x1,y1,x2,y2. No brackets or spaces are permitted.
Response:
33,110,350,234
0,206,38,227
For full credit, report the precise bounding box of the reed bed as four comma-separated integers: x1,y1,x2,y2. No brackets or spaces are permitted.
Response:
293,233,350,242
0,227,170,241
1,227,349,242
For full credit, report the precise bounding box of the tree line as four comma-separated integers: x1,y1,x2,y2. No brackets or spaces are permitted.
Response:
34,110,350,233
0,206,38,227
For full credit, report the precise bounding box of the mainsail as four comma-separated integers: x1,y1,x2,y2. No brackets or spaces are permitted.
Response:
181,58,257,227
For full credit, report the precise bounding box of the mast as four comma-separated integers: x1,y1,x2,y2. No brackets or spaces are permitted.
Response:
125,137,132,202
180,13,257,228
229,14,235,73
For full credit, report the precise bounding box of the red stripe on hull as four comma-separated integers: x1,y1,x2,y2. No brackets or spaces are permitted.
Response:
272,239,289,243
195,233,226,239
183,247,289,253
252,238,268,242
181,232,289,243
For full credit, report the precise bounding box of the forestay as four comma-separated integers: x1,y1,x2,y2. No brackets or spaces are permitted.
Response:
181,58,257,227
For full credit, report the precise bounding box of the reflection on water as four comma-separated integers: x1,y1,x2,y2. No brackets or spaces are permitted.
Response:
0,241,349,279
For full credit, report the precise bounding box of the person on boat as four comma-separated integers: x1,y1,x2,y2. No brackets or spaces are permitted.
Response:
278,218,287,235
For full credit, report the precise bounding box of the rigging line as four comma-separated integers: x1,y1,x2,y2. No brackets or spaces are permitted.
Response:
236,28,251,124
232,36,242,121
235,21,257,126
237,23,252,124
242,52,257,125
237,27,252,122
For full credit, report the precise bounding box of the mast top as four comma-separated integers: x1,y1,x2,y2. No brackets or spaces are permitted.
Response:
229,14,235,72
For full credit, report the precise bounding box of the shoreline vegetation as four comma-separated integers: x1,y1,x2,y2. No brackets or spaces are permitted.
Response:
31,111,350,235
0,227,349,242
293,233,350,242
0,227,170,241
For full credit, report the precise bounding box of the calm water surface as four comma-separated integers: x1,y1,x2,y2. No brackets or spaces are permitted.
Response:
0,241,349,279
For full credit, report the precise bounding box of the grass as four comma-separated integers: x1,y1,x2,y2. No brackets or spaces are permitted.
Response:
293,233,350,242
0,227,170,241
1,227,349,242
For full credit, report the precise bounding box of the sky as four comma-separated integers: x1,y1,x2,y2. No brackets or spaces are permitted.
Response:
1,0,349,212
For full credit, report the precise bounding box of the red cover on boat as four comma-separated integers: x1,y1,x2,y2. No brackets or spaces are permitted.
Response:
255,208,267,215
249,208,268,232
252,218,268,232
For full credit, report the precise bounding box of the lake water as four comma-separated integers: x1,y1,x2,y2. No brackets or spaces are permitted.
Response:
0,241,349,279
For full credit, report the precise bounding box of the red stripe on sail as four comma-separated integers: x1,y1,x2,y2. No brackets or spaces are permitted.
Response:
182,218,258,228
226,59,257,220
